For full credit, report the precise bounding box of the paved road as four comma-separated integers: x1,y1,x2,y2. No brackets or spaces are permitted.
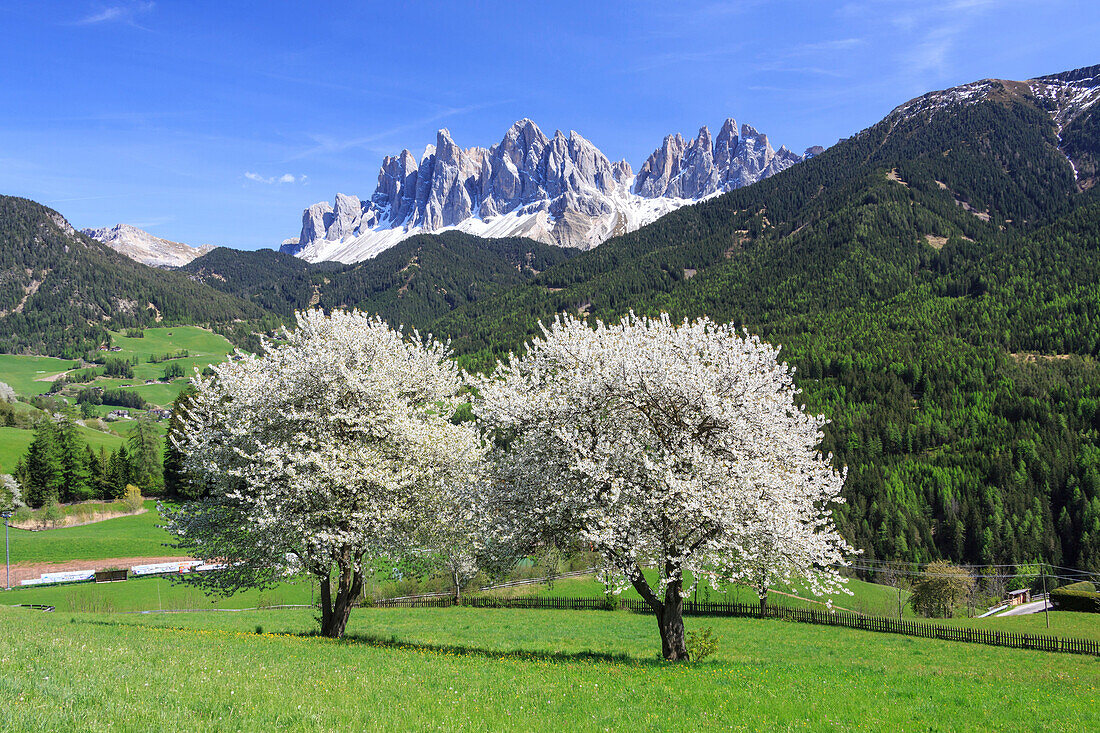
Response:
997,599,1052,616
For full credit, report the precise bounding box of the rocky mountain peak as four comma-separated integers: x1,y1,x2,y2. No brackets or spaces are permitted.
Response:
283,116,812,263
82,223,215,268
633,116,799,199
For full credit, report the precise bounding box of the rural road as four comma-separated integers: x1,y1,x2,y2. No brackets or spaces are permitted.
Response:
997,599,1053,616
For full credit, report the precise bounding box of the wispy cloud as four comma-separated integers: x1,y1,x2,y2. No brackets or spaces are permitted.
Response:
244,172,306,184
76,2,155,28
128,215,174,230
836,0,1009,83
287,101,504,162
624,45,745,74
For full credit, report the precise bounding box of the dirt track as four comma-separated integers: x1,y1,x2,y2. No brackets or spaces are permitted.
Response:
5,556,197,586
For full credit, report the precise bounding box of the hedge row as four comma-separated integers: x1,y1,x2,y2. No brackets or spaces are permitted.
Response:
1050,582,1100,613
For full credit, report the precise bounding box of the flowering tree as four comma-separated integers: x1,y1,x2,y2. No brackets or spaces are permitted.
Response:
418,489,481,603
0,474,22,513
474,313,852,660
166,310,483,638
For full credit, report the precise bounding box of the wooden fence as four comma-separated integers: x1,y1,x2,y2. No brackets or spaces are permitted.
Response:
368,594,1100,657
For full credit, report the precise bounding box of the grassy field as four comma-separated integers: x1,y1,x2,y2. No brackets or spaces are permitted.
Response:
0,605,1096,731
0,424,124,473
6,500,172,564
0,354,75,396
4,574,315,612
94,326,234,407
486,570,913,617
107,326,235,364
944,610,1100,641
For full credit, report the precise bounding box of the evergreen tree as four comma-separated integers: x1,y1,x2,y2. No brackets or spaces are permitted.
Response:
104,445,132,500
85,445,108,500
57,416,92,501
23,420,64,507
127,417,162,492
163,386,199,498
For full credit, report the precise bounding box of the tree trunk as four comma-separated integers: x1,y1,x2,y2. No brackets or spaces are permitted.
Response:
321,585,356,638
658,579,689,661
626,561,688,661
452,567,461,605
316,553,364,639
759,592,768,616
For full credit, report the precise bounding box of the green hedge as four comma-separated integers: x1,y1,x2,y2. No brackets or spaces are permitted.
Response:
1050,585,1100,613
1058,581,1096,593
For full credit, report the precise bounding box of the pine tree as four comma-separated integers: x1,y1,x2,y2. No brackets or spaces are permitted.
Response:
105,445,131,500
24,420,64,507
127,417,162,492
85,445,108,500
57,416,91,501
163,386,198,498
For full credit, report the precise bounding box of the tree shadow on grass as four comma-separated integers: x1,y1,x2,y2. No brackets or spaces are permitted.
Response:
305,631,674,668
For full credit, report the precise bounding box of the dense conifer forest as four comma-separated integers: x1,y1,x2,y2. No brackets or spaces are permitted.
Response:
182,232,578,325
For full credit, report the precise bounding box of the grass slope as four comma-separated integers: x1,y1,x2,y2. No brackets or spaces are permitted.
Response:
6,500,172,565
487,571,912,617
1,606,1096,731
0,354,74,396
0,424,123,474
3,574,314,612
93,325,235,407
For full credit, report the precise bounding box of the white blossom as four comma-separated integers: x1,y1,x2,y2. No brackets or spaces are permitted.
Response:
167,309,483,637
473,312,853,658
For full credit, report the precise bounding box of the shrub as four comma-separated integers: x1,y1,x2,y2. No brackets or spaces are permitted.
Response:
909,561,975,618
686,626,719,662
1050,583,1100,613
40,498,63,529
123,484,143,513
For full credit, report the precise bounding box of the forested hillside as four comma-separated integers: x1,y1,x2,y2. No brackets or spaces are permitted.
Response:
183,232,577,327
0,197,266,357
427,72,1100,571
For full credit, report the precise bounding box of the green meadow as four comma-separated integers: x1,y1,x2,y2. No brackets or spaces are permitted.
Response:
0,354,74,396
0,424,124,474
1,606,1096,731
6,500,172,565
485,570,913,617
6,573,315,613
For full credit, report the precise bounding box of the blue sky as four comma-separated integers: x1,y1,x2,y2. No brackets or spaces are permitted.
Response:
1,1,1097,250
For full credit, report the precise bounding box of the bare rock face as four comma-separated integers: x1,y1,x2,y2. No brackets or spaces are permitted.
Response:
281,116,814,262
300,201,334,249
724,123,775,189
633,118,804,199
82,223,215,268
633,132,687,198
714,118,740,175
327,193,365,241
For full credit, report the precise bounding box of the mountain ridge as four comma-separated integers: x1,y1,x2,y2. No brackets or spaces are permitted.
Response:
82,223,215,268
281,117,812,263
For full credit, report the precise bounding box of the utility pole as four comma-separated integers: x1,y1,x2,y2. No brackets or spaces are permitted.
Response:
1041,562,1050,629
2,511,11,591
